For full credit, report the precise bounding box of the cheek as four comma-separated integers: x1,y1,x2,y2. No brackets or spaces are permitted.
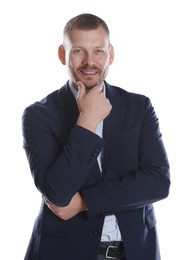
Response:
100,54,111,65
70,56,84,70
101,58,110,70
68,58,78,70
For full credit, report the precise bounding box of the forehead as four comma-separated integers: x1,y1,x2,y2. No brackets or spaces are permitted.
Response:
64,28,109,47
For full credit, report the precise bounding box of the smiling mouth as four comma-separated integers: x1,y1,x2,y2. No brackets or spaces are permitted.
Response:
80,70,98,75
79,65,99,76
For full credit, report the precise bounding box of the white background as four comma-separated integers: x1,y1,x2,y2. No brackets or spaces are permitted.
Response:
0,0,192,259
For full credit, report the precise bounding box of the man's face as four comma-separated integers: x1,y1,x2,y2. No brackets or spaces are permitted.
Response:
63,28,114,90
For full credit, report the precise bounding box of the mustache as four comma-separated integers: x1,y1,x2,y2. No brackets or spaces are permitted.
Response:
79,65,99,70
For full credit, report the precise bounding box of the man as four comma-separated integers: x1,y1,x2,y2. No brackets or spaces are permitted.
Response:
22,13,170,260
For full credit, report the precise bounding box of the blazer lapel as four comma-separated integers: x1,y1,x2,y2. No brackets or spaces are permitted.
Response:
56,82,79,132
103,82,126,174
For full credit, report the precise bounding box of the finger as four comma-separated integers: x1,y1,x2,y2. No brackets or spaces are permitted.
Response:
47,204,54,211
45,200,55,211
90,85,103,93
76,81,86,99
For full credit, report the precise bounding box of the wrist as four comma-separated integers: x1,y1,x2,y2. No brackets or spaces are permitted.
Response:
77,115,98,133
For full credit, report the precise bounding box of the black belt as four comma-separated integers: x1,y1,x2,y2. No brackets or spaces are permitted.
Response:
99,241,125,259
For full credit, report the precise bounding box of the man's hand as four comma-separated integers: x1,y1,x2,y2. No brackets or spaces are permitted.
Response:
76,81,112,132
45,192,87,220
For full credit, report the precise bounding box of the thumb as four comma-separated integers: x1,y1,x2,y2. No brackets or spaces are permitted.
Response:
76,81,86,100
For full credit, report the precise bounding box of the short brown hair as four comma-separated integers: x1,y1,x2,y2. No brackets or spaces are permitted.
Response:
63,13,110,36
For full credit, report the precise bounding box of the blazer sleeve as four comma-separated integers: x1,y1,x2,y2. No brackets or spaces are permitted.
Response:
81,97,170,218
22,105,104,207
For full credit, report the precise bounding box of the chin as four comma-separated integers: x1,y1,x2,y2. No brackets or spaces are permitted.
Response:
84,84,96,90
83,79,103,90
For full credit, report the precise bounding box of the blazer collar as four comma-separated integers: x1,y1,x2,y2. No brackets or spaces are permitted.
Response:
103,82,126,171
56,81,79,131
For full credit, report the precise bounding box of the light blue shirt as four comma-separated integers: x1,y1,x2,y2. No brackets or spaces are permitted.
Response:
69,83,122,241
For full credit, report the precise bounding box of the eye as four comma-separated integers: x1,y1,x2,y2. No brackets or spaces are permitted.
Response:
72,49,84,55
95,49,104,54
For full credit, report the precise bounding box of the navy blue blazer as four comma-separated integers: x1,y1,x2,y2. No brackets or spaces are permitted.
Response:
22,81,170,260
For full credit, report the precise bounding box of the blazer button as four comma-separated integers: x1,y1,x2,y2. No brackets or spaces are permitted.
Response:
93,229,101,236
94,147,100,152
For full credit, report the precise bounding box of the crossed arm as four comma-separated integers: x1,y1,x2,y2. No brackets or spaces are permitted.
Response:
45,192,87,220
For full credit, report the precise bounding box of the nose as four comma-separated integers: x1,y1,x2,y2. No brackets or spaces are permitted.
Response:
83,51,96,66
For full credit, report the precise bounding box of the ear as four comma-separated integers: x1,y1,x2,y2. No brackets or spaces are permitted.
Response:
109,44,114,65
58,45,66,65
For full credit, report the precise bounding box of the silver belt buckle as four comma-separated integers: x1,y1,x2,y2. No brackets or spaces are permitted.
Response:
105,245,119,259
